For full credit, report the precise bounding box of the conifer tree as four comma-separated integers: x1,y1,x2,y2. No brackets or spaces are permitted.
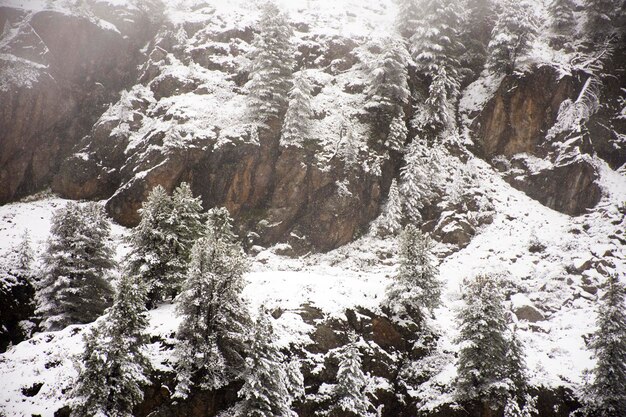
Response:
422,66,458,132
172,182,205,260
384,224,441,318
461,0,496,71
206,206,237,243
336,121,361,166
126,185,175,306
504,395,537,417
236,309,303,417
405,0,464,134
37,202,115,331
583,273,626,417
247,1,295,125
584,0,621,38
16,229,34,274
328,338,375,417
72,274,151,417
364,36,410,132
455,274,510,414
487,0,539,74
507,328,529,400
371,179,402,237
394,0,420,38
549,0,576,33
281,70,314,148
399,138,438,222
409,0,463,128
503,327,536,417
410,0,463,77
386,112,408,152
174,217,250,399
126,183,203,307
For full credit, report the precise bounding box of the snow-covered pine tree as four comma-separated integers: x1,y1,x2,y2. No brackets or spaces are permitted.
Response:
410,0,463,77
399,137,439,222
171,182,205,262
583,273,626,417
371,179,403,237
394,0,420,38
126,183,203,307
206,206,237,243
126,185,175,306
247,1,295,125
507,327,528,399
504,395,537,417
384,224,441,318
386,111,408,152
422,66,458,132
549,0,576,33
328,338,375,417
73,274,151,417
174,223,250,398
281,70,314,148
504,327,536,417
37,202,115,331
461,0,496,70
409,0,463,131
16,229,34,273
584,0,622,38
455,274,510,414
487,0,539,74
236,309,303,417
364,36,410,136
336,120,361,166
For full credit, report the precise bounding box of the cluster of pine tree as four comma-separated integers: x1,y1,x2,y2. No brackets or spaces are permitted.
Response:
62,184,304,416
247,1,315,150
23,1,626,414
381,225,626,417
37,202,116,331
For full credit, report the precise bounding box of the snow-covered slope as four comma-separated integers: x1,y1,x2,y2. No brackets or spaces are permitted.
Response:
0,153,623,415
1,0,625,415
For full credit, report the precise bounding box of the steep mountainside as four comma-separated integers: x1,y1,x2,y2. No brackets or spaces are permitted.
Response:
0,0,625,416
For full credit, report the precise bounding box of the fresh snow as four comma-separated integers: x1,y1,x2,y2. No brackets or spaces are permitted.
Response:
1,0,626,415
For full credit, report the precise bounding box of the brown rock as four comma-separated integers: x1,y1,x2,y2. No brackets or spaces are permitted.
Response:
0,7,157,203
514,304,545,323
472,66,604,215
371,316,405,351
474,66,578,159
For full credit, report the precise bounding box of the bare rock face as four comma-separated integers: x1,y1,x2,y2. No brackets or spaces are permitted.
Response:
471,66,607,215
474,66,578,160
0,4,157,204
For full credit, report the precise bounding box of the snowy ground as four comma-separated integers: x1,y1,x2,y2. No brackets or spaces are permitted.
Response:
0,153,624,416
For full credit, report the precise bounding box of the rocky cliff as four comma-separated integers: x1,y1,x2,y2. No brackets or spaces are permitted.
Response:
0,1,625,416
0,0,159,204
3,2,624,254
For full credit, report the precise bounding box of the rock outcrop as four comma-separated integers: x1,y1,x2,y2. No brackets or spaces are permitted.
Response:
51,12,393,252
0,3,158,204
469,48,626,216
469,66,610,215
